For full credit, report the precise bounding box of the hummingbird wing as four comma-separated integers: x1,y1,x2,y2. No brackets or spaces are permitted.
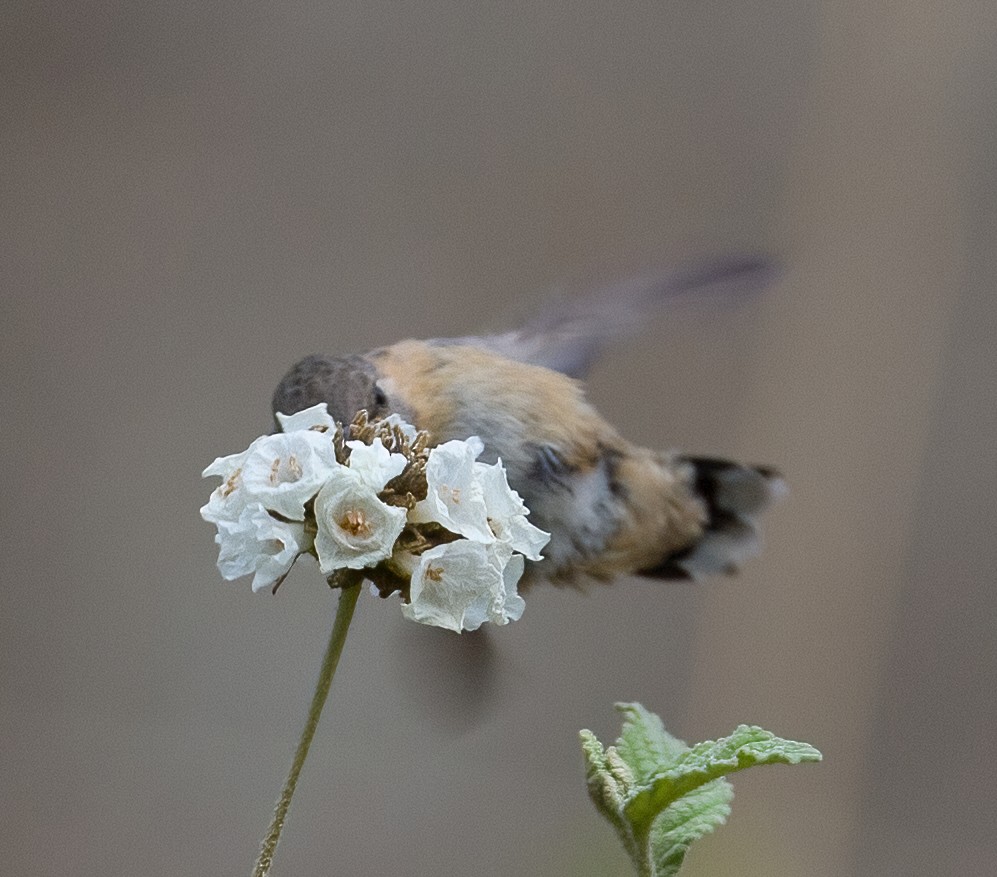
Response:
432,254,778,379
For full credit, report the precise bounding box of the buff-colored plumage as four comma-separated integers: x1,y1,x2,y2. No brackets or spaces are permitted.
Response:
369,340,706,583
272,255,784,587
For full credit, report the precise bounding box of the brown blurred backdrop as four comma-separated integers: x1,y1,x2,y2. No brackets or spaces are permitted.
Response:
3,3,995,875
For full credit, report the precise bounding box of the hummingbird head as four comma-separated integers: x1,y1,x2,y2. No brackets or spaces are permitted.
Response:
271,353,390,429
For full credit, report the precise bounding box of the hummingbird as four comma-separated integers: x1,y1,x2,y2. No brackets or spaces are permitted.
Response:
271,255,785,588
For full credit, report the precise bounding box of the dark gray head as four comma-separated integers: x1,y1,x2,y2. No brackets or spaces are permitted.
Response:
271,353,389,428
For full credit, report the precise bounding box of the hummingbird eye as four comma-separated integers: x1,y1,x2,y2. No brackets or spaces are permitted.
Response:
372,385,388,408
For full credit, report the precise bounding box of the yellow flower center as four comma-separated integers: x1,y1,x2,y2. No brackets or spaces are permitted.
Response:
338,508,371,538
269,454,303,485
222,467,242,497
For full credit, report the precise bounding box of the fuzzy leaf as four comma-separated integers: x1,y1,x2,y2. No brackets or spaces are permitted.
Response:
615,703,688,785
649,778,733,876
625,724,823,830
581,733,629,818
581,704,821,877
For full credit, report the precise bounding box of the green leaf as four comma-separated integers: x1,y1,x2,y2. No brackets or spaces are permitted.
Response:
615,703,688,785
649,778,733,877
625,724,822,830
579,729,640,863
580,704,821,877
579,730,628,824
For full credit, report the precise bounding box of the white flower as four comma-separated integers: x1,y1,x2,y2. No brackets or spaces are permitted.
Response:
401,541,526,633
499,553,527,622
238,431,341,520
411,437,493,542
345,438,407,491
313,471,407,572
202,430,340,522
202,413,545,627
201,447,252,524
474,460,550,560
212,503,311,592
275,402,337,433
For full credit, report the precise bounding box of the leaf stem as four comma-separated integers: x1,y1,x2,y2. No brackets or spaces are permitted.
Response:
251,579,362,877
633,826,654,877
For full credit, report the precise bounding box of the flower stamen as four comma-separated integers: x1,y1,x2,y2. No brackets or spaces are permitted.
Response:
222,468,242,497
338,509,372,538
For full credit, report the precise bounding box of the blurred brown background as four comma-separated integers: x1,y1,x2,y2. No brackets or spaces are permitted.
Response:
3,3,996,875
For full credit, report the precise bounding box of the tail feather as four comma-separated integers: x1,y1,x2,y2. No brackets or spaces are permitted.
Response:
642,457,786,580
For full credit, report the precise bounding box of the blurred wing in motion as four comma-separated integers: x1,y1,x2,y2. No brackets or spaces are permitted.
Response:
433,254,779,379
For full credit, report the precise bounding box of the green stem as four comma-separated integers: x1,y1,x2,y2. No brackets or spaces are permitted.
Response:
251,580,362,877
632,826,654,877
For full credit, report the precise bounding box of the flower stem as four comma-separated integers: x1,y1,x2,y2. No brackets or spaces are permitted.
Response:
251,579,362,877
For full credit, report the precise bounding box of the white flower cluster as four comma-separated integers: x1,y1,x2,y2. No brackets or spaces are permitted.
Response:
201,404,549,632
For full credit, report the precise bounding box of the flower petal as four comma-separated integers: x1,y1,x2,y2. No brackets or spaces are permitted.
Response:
201,449,252,523
474,460,550,560
401,540,526,632
411,438,493,542
494,550,526,624
212,503,310,592
345,437,408,492
239,431,341,520
275,402,337,433
313,471,407,572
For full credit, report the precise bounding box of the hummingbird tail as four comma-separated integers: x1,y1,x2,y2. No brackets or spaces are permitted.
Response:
640,457,787,580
